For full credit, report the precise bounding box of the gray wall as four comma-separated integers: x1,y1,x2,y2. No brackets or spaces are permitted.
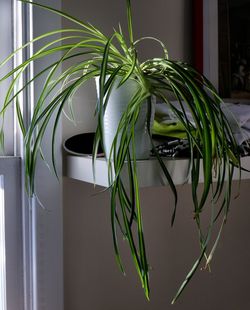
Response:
64,179,250,310
62,1,250,309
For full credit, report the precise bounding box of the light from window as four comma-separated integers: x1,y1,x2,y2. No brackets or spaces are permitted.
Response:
0,175,6,310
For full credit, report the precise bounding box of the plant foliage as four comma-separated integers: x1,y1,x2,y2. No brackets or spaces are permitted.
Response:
0,0,241,303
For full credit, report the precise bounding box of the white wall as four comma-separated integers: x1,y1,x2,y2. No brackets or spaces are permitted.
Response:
61,1,250,309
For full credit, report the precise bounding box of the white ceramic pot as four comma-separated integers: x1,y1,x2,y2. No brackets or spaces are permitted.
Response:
96,77,155,159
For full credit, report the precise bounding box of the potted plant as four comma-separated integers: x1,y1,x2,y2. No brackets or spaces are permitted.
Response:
0,0,242,303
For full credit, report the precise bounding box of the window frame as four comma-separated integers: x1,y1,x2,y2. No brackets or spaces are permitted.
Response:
0,1,63,309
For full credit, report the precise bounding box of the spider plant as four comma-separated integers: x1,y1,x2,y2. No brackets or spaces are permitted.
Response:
0,0,241,304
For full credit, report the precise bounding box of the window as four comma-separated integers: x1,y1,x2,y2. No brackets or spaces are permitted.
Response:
0,1,25,309
0,175,7,310
0,160,23,310
0,1,63,309
0,0,15,155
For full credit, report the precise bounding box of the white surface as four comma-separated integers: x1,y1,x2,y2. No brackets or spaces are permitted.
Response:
64,155,250,188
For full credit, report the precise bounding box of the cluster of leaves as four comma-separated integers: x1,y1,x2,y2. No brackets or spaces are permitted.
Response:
0,0,241,303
